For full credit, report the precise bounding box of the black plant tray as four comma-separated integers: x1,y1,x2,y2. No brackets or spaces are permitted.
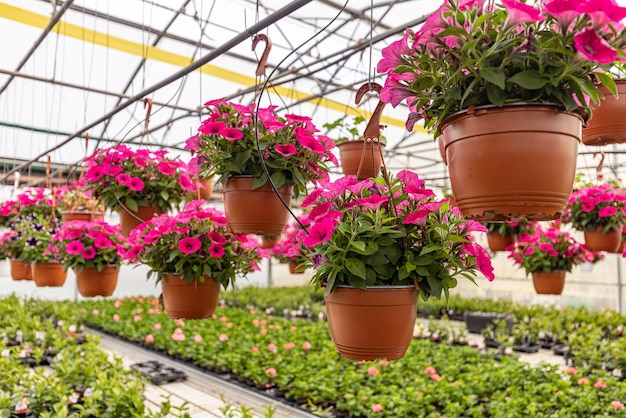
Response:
484,338,500,349
465,312,514,334
130,360,187,385
513,343,541,353
552,343,570,356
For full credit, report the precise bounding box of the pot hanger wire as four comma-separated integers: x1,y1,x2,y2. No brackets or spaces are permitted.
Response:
252,0,351,234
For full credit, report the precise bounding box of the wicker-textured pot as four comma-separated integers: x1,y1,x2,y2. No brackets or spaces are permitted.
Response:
440,104,582,221
10,259,32,281
583,79,626,146
223,176,292,235
324,285,418,361
75,266,119,297
532,271,566,295
32,262,67,287
118,205,164,237
584,226,621,253
337,140,385,179
161,274,221,320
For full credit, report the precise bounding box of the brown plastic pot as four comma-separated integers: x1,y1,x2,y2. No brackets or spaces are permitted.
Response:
32,262,67,287
487,232,516,252
439,104,582,221
532,271,566,295
10,259,32,281
583,79,626,146
223,176,293,235
61,211,105,222
337,140,385,179
584,226,621,253
75,266,119,297
118,204,164,237
288,261,304,274
161,274,221,319
438,135,447,165
261,235,281,249
324,285,418,361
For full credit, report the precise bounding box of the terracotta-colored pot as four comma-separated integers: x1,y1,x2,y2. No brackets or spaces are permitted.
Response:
289,261,304,274
440,104,582,221
438,135,447,165
75,266,119,297
32,262,67,287
161,274,221,319
324,285,418,361
584,226,621,253
61,211,105,222
616,240,625,254
118,205,164,237
337,140,385,179
583,79,626,146
487,232,516,252
10,259,32,281
532,271,566,295
223,176,293,235
261,235,281,249
190,177,214,200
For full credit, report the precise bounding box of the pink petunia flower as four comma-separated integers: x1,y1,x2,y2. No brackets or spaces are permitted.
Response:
367,366,380,376
178,237,202,254
265,368,277,377
371,404,383,413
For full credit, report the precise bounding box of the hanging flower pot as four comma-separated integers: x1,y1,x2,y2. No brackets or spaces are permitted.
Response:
223,176,292,235
583,79,626,146
288,261,304,275
31,262,67,287
439,104,582,221
303,170,494,361
82,145,196,236
124,203,261,319
10,259,32,281
531,271,566,295
198,178,214,200
261,234,281,249
487,232,516,252
324,285,418,361
75,266,119,297
583,226,621,253
337,141,384,180
161,274,221,319
118,204,164,237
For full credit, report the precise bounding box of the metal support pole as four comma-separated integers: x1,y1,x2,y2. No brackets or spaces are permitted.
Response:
0,0,314,183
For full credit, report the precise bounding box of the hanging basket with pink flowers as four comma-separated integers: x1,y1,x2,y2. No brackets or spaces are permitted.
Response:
82,145,196,236
186,99,337,235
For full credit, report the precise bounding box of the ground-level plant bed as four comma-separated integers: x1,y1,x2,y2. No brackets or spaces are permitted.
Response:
0,295,190,417
38,295,626,417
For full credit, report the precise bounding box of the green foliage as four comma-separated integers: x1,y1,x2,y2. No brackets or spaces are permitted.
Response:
303,171,493,300
379,1,626,135
322,115,387,144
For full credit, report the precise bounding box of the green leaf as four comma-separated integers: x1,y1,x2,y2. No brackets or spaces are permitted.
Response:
124,197,138,212
160,190,169,201
486,84,506,106
508,71,548,90
480,67,506,90
252,174,268,189
350,241,367,254
426,274,443,299
345,258,367,280
270,171,286,189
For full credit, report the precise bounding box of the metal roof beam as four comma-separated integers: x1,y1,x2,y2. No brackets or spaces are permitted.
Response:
0,0,314,183
0,0,75,97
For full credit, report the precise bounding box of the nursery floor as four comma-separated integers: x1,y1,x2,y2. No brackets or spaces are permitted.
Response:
90,328,316,418
89,317,572,418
